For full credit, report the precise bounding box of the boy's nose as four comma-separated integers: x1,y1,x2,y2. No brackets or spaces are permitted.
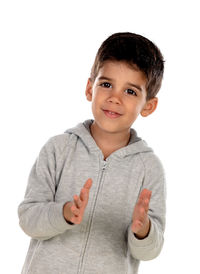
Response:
107,90,122,104
107,97,120,105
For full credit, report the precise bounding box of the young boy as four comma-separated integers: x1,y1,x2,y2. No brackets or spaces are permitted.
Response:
18,32,166,274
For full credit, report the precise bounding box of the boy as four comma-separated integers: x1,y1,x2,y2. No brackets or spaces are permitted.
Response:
18,32,166,274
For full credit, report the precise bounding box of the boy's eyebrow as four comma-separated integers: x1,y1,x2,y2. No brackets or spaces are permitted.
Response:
97,76,143,92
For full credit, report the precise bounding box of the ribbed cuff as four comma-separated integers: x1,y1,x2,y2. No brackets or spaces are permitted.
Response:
127,217,164,261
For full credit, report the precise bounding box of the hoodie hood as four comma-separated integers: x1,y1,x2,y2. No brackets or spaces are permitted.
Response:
65,119,153,159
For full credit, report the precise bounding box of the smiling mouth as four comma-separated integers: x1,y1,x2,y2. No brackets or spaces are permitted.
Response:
102,109,122,118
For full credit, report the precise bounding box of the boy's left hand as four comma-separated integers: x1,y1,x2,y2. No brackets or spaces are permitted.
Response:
131,189,152,239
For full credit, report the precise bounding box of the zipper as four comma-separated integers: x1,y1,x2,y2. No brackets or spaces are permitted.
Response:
78,159,108,274
102,160,107,170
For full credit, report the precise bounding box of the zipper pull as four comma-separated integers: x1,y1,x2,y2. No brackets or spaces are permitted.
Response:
102,161,107,170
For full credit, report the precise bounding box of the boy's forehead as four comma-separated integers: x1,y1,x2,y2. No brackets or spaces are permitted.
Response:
97,60,147,83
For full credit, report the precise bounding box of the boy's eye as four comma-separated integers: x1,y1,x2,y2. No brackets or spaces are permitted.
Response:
100,82,112,88
100,83,137,96
124,89,137,96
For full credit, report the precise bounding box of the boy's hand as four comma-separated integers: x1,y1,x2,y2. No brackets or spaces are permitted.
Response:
63,178,93,225
131,189,152,239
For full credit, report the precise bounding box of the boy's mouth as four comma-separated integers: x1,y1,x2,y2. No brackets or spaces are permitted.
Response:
102,109,122,118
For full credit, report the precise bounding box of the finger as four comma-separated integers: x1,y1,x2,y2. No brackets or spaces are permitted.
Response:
137,206,146,223
83,178,93,190
79,178,93,203
133,199,149,216
144,191,152,211
147,190,152,201
138,205,147,218
140,188,151,198
133,203,146,222
141,198,151,215
140,197,149,211
71,204,80,217
74,195,82,209
80,178,93,202
137,195,145,208
80,188,87,202
138,189,147,203
71,215,82,225
138,189,151,205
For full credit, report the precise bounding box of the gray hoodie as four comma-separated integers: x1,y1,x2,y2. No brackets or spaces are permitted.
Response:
18,119,166,274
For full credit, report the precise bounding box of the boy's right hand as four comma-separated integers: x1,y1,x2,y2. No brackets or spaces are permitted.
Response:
63,178,93,225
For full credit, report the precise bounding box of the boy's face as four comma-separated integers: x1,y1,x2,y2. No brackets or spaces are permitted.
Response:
85,60,157,135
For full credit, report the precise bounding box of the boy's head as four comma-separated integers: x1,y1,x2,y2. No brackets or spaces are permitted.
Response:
89,32,164,101
85,32,165,135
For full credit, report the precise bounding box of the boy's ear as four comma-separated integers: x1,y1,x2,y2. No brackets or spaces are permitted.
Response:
140,97,158,117
85,78,93,102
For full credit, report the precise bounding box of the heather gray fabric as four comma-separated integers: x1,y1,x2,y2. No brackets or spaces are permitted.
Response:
18,119,166,274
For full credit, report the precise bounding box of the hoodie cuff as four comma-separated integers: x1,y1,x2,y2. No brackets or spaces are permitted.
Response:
48,202,77,232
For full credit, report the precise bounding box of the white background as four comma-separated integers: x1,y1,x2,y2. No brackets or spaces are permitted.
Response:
1,0,200,273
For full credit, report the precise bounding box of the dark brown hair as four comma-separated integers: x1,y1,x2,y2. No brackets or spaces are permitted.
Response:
90,32,165,101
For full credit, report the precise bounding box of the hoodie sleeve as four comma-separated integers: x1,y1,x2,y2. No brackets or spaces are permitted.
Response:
127,152,166,261
18,136,77,241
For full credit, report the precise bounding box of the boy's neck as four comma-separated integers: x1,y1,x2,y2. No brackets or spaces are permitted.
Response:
89,121,131,157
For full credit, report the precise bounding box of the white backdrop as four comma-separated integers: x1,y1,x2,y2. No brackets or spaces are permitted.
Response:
1,0,200,273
